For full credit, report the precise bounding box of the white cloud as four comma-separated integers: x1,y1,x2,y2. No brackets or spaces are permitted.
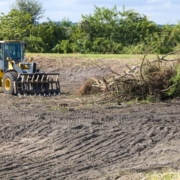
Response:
147,0,167,3
0,1,10,14
147,0,172,9
0,0,179,24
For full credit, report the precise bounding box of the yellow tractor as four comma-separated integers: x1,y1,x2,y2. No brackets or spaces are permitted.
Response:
0,40,60,96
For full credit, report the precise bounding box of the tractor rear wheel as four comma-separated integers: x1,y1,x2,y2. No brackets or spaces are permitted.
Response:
3,71,17,94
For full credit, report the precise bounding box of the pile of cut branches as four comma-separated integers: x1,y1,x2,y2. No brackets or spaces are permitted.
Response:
78,51,180,102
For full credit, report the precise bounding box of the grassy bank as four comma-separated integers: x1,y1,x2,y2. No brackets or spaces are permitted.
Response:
25,53,177,60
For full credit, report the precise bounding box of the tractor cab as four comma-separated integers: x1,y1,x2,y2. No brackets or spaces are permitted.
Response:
0,41,25,71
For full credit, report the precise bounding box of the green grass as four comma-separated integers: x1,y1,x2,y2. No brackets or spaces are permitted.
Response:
26,52,178,57
144,169,180,180
103,169,180,180
25,53,161,59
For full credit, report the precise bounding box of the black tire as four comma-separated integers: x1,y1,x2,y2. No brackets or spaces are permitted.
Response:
3,71,17,94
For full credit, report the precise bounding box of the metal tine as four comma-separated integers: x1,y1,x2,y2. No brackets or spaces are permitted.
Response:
41,74,45,91
45,74,49,93
30,74,35,90
36,74,40,94
21,75,25,95
27,75,30,91
15,73,60,96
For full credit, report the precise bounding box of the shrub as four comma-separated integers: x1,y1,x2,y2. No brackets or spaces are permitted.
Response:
167,65,180,97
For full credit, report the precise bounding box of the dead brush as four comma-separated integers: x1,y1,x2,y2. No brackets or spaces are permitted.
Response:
78,78,104,95
78,51,180,103
146,65,175,92
141,60,176,97
115,58,177,101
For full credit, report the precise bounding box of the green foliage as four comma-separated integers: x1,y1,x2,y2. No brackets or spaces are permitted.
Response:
60,40,71,53
0,10,32,40
23,35,44,52
10,0,45,24
167,65,180,97
69,42,79,53
117,6,159,46
143,25,176,54
1,4,180,54
52,41,62,53
77,5,160,54
60,18,72,27
30,20,64,52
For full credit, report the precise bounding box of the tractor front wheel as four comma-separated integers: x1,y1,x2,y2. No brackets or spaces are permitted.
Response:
3,72,17,94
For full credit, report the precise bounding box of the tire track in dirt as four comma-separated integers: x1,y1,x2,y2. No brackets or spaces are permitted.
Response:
0,100,180,179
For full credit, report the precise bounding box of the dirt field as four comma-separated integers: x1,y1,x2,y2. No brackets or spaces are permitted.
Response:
0,56,180,180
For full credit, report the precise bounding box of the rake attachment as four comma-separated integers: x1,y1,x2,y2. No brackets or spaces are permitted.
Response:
14,72,60,96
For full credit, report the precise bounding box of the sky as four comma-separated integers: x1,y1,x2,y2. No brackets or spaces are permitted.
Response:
0,0,179,25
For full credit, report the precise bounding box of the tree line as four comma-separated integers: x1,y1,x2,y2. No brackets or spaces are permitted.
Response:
0,0,180,54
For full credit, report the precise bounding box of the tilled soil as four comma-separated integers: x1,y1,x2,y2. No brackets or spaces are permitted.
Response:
0,56,180,180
